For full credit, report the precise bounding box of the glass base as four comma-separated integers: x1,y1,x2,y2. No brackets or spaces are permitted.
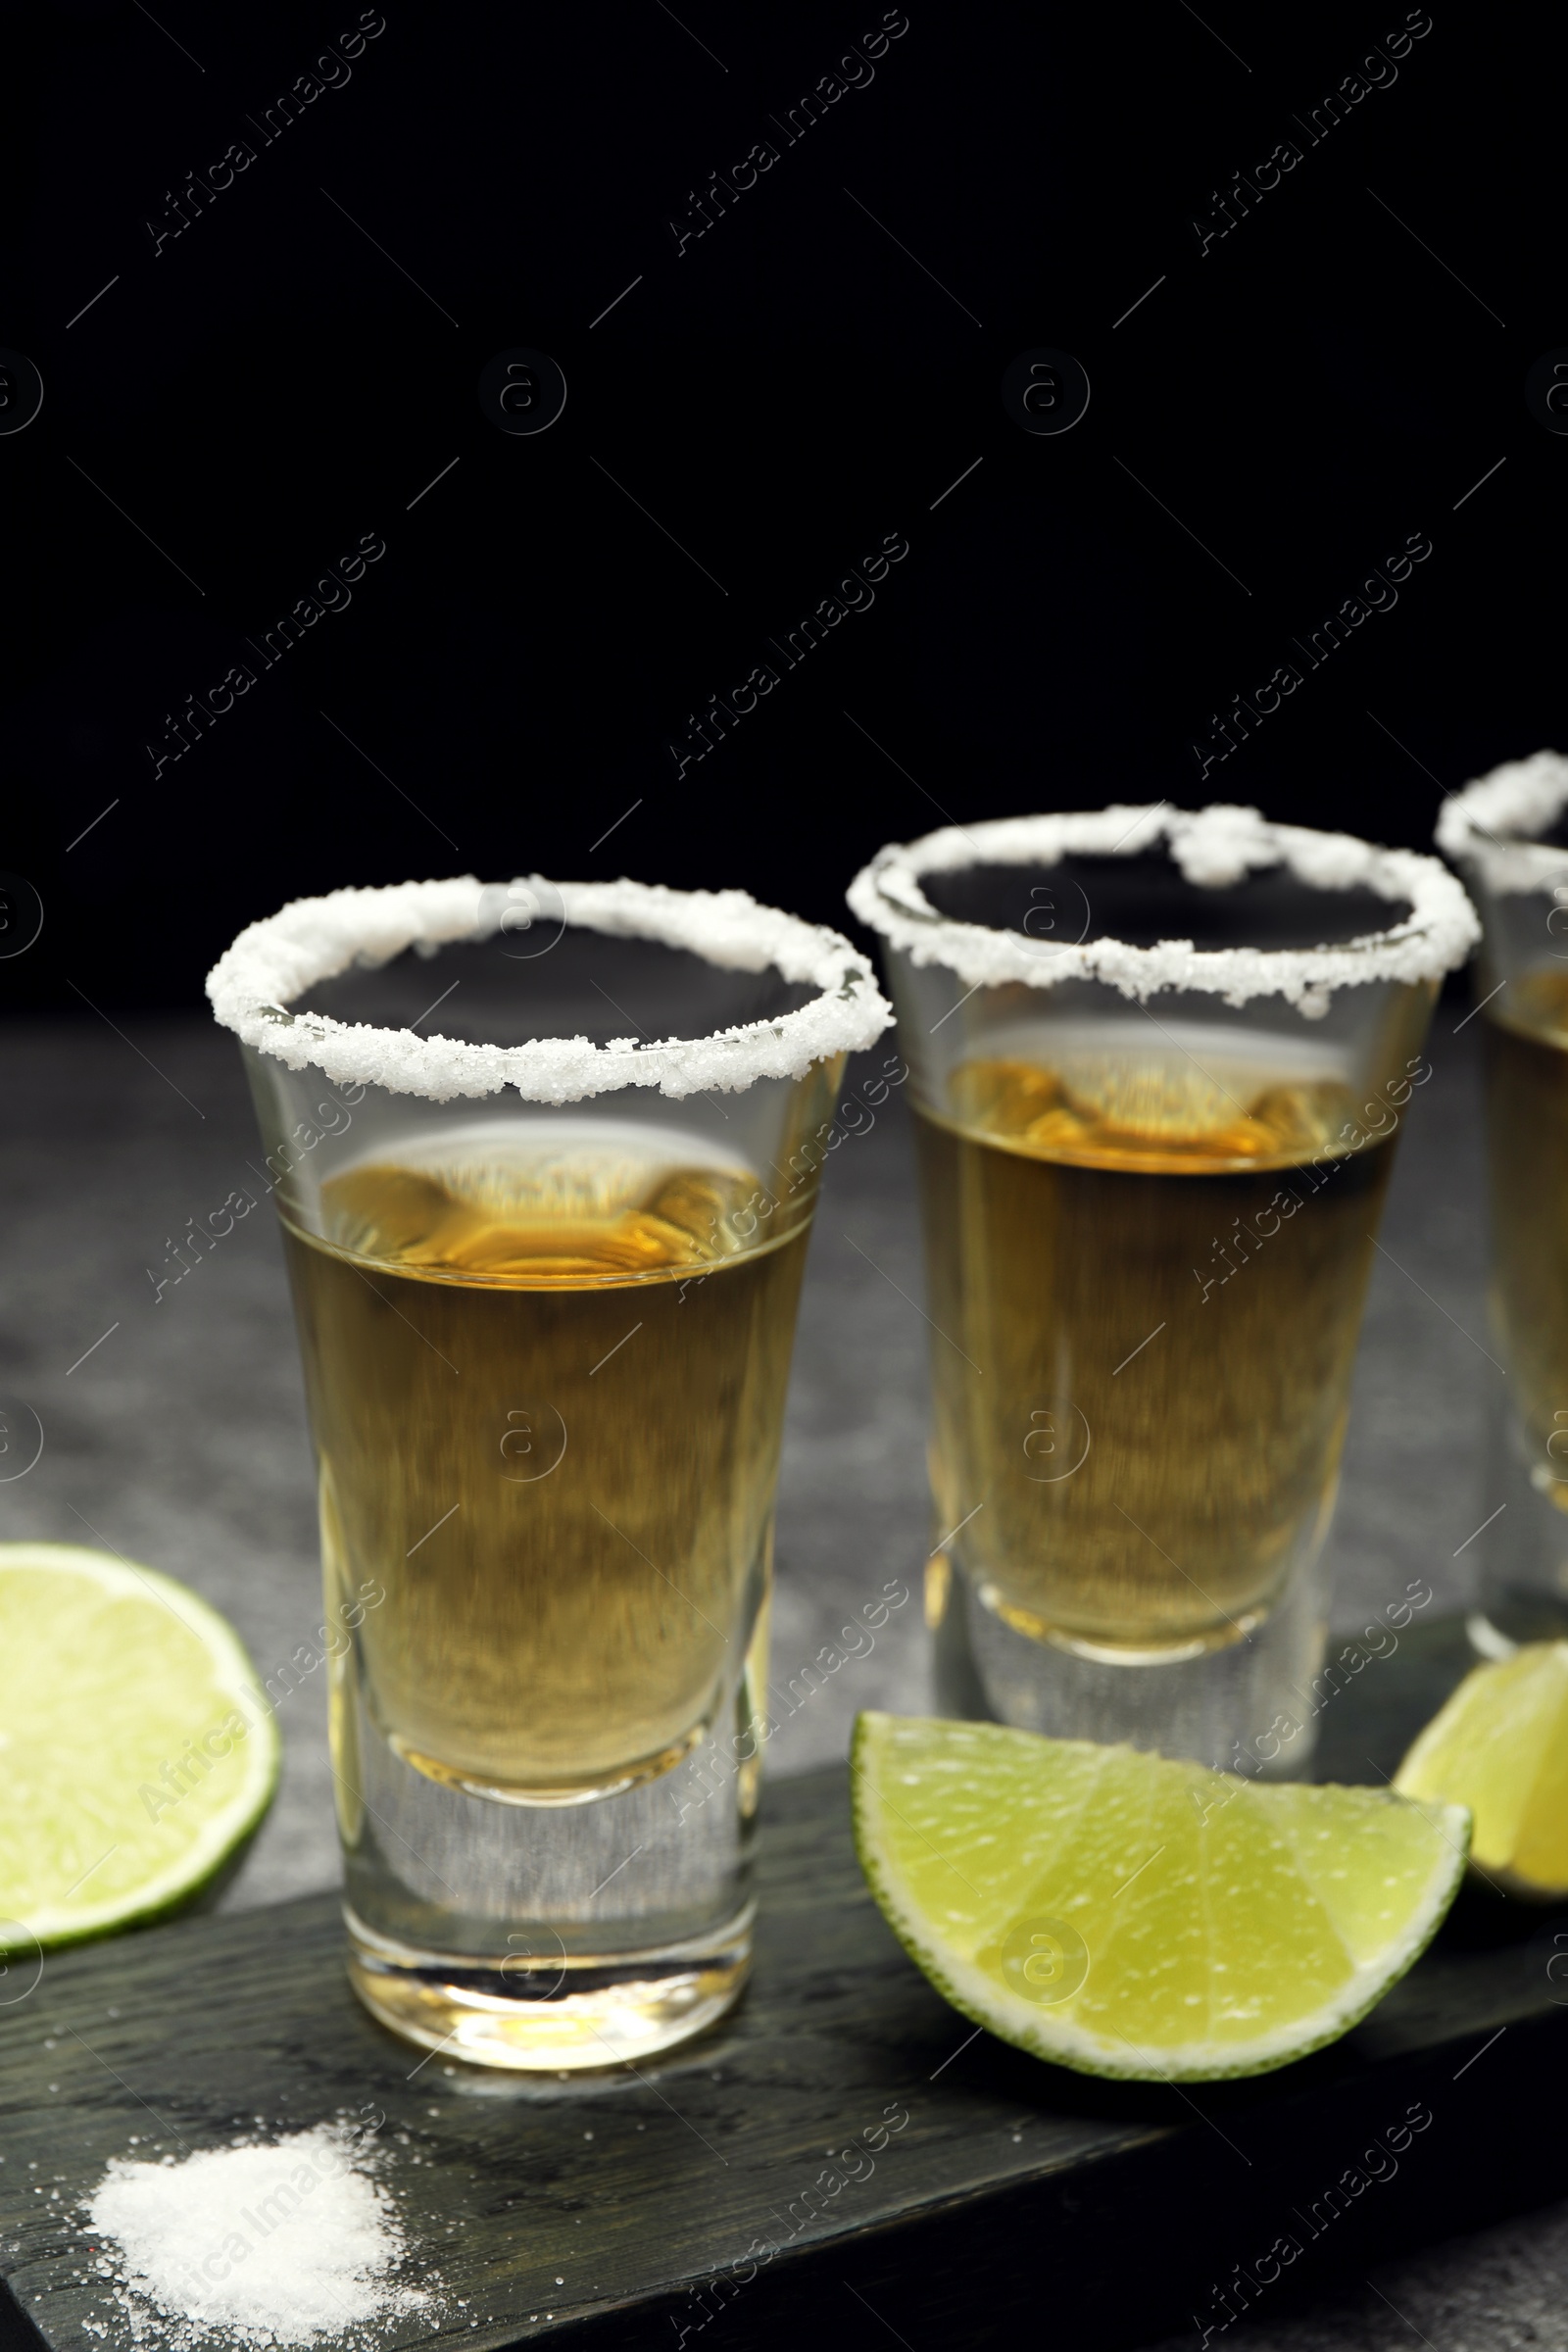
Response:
345,1902,753,2071
333,1605,768,2070
930,1552,1328,1775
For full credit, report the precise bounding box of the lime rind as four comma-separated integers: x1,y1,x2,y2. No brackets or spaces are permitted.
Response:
0,1543,280,1953
852,1712,1470,2083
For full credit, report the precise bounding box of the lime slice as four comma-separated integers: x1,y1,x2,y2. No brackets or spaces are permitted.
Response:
852,1713,1469,2082
0,1544,278,1951
1394,1642,1568,1897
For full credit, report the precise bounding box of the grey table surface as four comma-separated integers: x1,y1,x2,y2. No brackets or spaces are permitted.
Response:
0,1006,1559,2351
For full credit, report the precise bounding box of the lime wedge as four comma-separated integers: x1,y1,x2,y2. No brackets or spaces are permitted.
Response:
852,1713,1469,2082
0,1544,278,1951
1395,1642,1568,1897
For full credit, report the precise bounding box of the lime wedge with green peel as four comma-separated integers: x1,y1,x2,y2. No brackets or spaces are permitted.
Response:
1395,1642,1568,1898
852,1713,1470,2082
0,1544,278,1952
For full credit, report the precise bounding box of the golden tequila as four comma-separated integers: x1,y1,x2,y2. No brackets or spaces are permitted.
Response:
916,1038,1396,1652
281,1123,808,1796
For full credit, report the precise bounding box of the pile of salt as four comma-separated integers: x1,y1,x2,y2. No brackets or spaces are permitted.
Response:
86,2125,431,2347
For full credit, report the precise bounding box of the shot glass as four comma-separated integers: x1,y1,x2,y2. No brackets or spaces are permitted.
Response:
1438,752,1568,1646
208,876,889,2068
849,805,1476,1771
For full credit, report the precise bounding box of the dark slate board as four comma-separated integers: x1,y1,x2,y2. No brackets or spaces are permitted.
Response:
4,1616,1568,2352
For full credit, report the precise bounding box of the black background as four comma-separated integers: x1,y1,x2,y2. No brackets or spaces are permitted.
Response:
2,0,1555,1012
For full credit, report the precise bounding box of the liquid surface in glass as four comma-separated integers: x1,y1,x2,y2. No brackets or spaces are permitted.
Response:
916,1027,1397,1651
281,1123,807,1793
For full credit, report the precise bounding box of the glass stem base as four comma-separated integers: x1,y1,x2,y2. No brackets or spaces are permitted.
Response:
931,1552,1329,1775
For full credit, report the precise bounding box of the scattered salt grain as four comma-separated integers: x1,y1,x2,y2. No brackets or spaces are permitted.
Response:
85,2125,434,2347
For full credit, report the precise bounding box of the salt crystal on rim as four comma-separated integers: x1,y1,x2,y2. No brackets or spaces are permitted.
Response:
847,804,1477,1017
85,2126,433,2347
1435,749,1568,893
206,876,891,1103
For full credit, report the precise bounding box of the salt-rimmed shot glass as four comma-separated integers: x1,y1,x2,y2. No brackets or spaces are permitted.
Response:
1437,753,1568,1648
848,806,1477,1770
207,877,889,2069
